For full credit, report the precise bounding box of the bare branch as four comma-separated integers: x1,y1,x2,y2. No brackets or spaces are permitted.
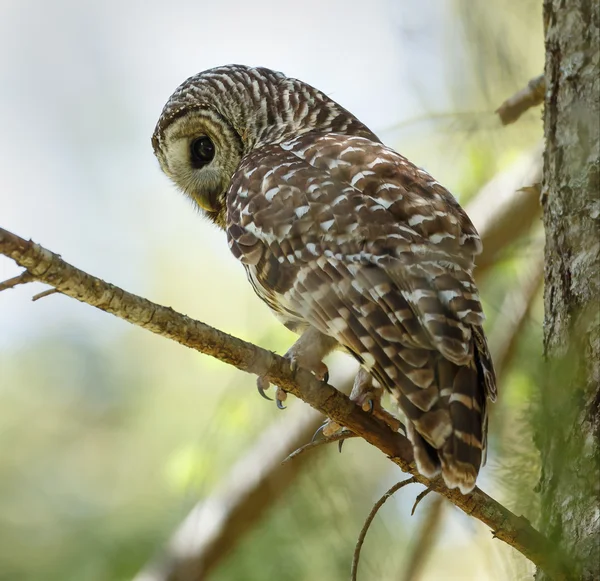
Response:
351,477,419,581
282,430,356,464
31,288,61,301
0,270,34,292
0,225,570,579
496,75,545,125
410,486,433,517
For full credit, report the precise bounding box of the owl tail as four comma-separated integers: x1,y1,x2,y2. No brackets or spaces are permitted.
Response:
400,337,493,495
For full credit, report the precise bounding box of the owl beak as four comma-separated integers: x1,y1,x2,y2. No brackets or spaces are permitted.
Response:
191,188,223,217
193,192,216,213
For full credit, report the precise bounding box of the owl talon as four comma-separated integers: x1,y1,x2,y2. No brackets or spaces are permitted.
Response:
256,377,273,401
258,388,273,401
288,357,299,374
311,422,327,442
285,354,328,382
355,391,402,432
310,421,349,451
276,387,287,410
281,328,335,384
313,362,329,382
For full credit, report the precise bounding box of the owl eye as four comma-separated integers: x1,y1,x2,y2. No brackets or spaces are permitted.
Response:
190,136,215,167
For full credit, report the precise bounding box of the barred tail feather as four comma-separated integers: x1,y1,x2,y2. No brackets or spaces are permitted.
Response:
291,259,496,494
439,359,487,494
407,421,442,479
393,335,494,494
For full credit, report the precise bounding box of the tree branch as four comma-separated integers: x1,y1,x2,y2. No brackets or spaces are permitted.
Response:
351,477,419,581
496,75,545,125
0,270,34,291
0,225,568,579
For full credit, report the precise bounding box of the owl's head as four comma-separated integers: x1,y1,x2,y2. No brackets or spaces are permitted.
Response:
152,64,375,226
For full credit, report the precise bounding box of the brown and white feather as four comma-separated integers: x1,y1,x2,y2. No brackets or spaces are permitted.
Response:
153,65,497,494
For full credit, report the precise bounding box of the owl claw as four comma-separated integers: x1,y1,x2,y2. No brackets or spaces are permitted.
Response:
258,328,334,410
356,392,402,431
285,354,329,383
276,387,287,410
311,422,328,442
256,377,273,401
256,377,289,409
258,386,273,401
288,357,299,374
311,421,349,451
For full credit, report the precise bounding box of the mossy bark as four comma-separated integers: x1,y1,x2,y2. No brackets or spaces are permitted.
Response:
537,0,600,579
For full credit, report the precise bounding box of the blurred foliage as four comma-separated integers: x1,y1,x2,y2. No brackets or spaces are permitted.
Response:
0,0,546,580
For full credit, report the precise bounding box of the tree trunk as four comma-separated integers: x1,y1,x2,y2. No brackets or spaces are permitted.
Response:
538,1,600,579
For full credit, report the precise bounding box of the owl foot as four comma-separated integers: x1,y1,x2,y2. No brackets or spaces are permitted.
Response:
256,353,330,408
312,421,352,453
257,376,273,401
255,327,337,408
321,367,403,442
275,386,287,410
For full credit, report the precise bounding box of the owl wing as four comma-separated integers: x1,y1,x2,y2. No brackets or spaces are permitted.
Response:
226,133,496,493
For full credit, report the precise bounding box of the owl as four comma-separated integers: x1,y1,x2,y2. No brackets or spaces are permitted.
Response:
152,65,496,494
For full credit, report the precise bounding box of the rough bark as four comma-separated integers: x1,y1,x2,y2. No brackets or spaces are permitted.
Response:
538,0,600,579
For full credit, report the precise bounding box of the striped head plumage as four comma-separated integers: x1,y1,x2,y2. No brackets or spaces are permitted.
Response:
152,65,375,226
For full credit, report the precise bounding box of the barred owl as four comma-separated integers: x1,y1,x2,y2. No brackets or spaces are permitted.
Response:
152,65,496,494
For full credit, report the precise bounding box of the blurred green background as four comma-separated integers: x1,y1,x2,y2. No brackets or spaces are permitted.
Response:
0,1,544,579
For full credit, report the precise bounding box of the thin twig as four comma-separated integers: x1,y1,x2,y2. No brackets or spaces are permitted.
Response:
351,477,418,581
496,74,545,125
0,225,570,580
0,270,34,291
282,431,356,464
31,288,60,301
411,487,433,516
